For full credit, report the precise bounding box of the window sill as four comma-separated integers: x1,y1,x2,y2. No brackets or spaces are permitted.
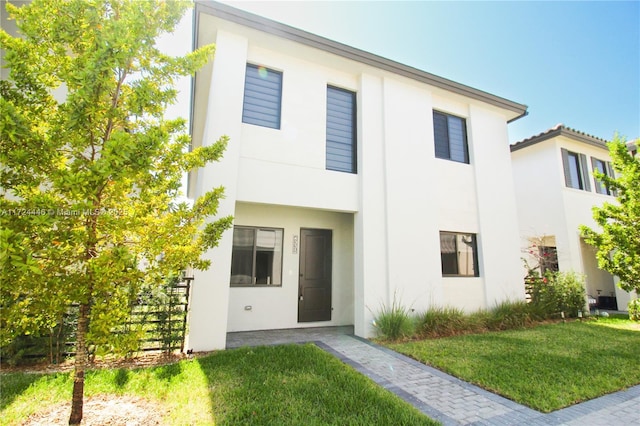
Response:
442,275,480,278
435,156,470,165
230,284,283,288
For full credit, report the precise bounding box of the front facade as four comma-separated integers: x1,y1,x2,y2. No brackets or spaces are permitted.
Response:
511,125,635,311
186,2,527,351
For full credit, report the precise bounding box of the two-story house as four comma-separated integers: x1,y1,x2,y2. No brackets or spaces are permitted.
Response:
511,124,635,312
186,1,528,351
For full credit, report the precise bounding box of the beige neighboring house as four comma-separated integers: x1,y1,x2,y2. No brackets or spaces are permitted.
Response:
510,124,636,312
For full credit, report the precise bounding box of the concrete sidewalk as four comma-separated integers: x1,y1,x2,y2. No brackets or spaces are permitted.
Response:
227,327,640,425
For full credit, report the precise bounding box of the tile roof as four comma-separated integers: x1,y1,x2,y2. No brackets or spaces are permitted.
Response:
510,124,609,152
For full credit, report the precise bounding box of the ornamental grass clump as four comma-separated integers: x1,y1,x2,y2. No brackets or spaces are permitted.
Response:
373,297,415,341
486,300,533,331
416,306,468,338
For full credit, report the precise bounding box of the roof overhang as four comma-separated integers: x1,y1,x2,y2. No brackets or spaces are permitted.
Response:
510,125,609,153
194,1,528,122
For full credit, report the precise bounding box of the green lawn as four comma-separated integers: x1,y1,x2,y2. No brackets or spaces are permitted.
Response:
386,318,640,412
1,343,438,425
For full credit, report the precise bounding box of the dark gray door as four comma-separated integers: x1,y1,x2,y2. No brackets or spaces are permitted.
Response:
298,229,332,322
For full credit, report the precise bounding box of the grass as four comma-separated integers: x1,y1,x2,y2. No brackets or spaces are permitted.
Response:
387,317,640,412
1,343,438,425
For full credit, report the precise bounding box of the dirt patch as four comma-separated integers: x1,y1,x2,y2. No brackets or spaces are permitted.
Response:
22,394,165,426
2,351,189,374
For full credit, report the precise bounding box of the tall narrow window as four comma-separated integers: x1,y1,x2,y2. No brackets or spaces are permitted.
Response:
591,157,614,195
433,111,469,164
440,232,479,277
567,152,583,189
242,64,283,129
326,86,357,173
230,226,283,286
561,148,591,191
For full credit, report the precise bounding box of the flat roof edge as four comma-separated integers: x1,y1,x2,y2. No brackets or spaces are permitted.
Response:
195,1,528,119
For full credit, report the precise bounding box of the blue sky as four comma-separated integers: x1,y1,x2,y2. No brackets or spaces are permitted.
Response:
222,0,640,144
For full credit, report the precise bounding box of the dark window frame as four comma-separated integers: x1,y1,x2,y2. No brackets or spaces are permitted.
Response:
591,157,614,195
439,231,480,277
433,111,470,164
326,85,357,173
561,148,591,191
242,63,283,129
230,226,284,287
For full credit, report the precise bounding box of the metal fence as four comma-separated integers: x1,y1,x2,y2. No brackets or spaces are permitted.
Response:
1,277,192,365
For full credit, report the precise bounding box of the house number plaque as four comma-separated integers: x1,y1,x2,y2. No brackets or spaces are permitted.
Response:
292,235,299,254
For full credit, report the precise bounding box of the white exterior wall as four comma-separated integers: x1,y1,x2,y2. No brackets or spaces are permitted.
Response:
188,11,525,350
227,203,354,332
511,134,635,311
556,137,636,309
381,77,439,315
468,105,525,305
186,30,248,352
354,73,389,337
234,43,359,210
557,136,614,272
511,141,565,258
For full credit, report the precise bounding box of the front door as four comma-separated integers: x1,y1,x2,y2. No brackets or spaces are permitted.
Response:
298,229,332,322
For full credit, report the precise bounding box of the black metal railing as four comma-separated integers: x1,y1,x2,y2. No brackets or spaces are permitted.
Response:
1,277,192,366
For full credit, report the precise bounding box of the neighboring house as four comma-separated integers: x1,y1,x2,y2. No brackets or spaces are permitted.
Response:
184,1,528,351
511,124,636,312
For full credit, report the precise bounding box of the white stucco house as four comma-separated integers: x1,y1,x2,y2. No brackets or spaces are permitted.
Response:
510,124,636,312
185,1,528,351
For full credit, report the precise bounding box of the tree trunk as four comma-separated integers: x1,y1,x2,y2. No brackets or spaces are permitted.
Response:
68,302,90,425
70,198,99,425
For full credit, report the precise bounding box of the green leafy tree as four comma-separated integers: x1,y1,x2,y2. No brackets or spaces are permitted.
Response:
580,135,640,296
0,1,231,424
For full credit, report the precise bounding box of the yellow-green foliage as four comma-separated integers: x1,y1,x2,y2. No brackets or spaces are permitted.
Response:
629,298,640,321
0,0,231,356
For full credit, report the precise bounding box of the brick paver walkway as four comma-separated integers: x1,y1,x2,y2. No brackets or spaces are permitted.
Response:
227,327,640,425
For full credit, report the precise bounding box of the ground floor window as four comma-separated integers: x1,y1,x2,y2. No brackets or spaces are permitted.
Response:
538,246,559,274
440,232,479,277
231,226,283,286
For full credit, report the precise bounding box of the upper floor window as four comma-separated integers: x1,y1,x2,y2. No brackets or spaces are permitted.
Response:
561,148,591,191
242,64,283,129
326,86,357,173
433,111,469,164
591,157,613,195
440,232,479,277
230,226,283,286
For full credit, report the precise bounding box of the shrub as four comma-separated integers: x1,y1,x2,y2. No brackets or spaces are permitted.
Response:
629,298,640,321
373,297,415,341
553,272,588,316
527,271,587,318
